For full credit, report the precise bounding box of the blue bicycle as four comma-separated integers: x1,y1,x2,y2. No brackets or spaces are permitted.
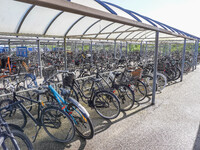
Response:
43,70,94,139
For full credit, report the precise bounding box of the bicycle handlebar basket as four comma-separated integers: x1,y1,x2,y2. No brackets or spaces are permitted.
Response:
131,68,143,79
63,73,75,87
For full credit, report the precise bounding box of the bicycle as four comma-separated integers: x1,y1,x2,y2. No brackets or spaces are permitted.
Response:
43,70,94,139
0,89,75,143
0,100,33,150
62,71,121,119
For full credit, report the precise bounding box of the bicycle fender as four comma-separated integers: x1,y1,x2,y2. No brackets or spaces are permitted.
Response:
8,124,24,132
68,97,90,118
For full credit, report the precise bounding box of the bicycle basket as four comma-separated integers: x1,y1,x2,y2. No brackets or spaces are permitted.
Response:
131,68,143,79
63,73,75,87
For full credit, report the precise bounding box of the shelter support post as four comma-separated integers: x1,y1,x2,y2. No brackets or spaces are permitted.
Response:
64,38,67,70
195,40,199,69
140,42,143,57
180,39,186,82
125,42,128,57
90,41,93,63
152,31,159,105
8,39,11,55
145,42,148,65
114,41,116,59
37,39,42,78
120,43,122,59
192,43,196,71
169,43,171,56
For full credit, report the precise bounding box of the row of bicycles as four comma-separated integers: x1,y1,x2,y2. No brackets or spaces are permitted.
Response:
0,50,198,149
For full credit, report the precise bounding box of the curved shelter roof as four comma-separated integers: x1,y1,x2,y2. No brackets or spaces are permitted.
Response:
0,0,199,42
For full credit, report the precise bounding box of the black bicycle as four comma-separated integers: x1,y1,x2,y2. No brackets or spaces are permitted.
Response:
0,100,33,150
0,90,75,143
62,73,121,119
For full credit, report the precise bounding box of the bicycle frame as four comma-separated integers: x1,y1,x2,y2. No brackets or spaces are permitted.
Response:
48,85,88,124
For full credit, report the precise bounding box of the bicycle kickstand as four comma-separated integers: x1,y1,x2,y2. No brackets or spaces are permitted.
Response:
32,125,41,143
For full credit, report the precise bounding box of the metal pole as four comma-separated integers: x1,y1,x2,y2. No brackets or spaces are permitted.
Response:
125,42,128,58
195,40,199,69
64,38,67,70
145,41,148,65
192,42,197,71
180,39,186,82
169,43,171,56
90,41,93,64
37,39,42,78
119,42,122,59
8,39,11,55
140,42,143,57
152,31,159,105
114,41,116,59
82,42,84,52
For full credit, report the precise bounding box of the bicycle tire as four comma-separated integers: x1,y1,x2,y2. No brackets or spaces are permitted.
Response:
41,106,75,143
0,99,27,129
141,75,153,96
114,84,135,111
67,102,94,139
130,80,147,101
93,90,120,119
4,129,33,150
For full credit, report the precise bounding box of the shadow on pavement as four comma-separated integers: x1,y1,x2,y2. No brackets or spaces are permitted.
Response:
193,123,200,150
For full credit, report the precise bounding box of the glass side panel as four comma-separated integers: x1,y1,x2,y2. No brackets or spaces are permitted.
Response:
46,12,82,36
20,6,60,34
0,0,31,33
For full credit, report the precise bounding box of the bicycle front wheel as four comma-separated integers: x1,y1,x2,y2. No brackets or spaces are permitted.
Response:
93,90,120,119
41,106,75,143
4,129,33,150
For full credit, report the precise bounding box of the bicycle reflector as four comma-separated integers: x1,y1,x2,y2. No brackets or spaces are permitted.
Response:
82,115,87,122
113,90,116,93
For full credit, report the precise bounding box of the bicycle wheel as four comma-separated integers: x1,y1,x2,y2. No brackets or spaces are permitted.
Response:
81,79,93,99
41,106,75,143
93,90,120,119
24,75,37,89
114,85,135,111
4,129,33,150
0,99,27,129
68,103,94,139
130,80,147,101
142,75,153,96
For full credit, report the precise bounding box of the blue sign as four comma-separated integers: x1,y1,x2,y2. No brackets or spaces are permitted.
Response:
0,47,4,53
16,47,28,57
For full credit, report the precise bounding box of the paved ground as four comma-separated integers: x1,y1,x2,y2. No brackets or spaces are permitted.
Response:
6,66,200,150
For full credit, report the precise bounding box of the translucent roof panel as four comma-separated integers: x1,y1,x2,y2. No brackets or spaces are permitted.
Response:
116,32,132,40
108,33,121,39
20,6,60,34
126,31,145,40
71,0,110,13
86,20,113,35
96,34,110,39
67,17,99,36
46,12,83,36
102,23,123,33
104,3,136,21
115,25,133,32
0,0,31,33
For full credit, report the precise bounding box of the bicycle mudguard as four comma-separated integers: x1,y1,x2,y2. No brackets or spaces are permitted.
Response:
8,124,24,132
68,97,90,118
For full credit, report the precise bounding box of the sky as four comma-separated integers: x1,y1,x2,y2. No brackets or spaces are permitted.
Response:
104,0,200,37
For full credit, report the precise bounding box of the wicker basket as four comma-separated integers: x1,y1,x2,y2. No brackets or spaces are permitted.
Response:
131,68,143,79
63,73,75,87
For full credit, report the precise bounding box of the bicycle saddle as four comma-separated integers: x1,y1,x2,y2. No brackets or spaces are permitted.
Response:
60,88,70,97
112,72,121,77
33,89,47,95
90,77,102,83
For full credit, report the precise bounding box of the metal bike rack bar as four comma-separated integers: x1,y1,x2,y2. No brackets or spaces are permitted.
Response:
180,38,187,82
114,41,117,59
152,31,159,105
